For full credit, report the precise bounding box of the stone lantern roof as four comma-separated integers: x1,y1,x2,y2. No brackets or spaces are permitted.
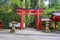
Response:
12,21,16,24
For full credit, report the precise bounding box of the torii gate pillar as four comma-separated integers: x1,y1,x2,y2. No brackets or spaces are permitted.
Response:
20,10,25,30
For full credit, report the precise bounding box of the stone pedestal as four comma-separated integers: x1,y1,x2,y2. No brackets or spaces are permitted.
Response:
10,27,16,33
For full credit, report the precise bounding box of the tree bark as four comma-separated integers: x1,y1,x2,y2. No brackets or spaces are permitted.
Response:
22,0,25,8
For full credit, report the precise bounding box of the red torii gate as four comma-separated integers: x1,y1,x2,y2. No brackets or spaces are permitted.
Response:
16,8,44,30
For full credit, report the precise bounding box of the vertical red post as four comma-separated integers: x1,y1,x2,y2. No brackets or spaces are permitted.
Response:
36,10,41,30
20,10,25,30
53,16,56,30
0,21,2,29
40,19,42,30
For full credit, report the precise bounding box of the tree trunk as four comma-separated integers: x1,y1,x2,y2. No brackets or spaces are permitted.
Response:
37,0,40,8
22,0,25,8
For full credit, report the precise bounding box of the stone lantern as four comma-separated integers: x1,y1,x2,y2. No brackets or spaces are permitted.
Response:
10,21,16,33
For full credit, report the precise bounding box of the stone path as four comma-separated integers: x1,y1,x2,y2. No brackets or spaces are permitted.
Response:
0,28,60,40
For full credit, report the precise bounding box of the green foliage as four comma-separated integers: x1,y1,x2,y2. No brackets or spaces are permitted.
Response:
11,0,21,8
25,0,31,8
51,0,59,6
0,0,20,28
40,0,44,8
41,7,55,18
0,0,60,29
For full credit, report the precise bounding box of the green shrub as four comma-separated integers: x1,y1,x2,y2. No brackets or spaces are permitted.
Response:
41,7,55,18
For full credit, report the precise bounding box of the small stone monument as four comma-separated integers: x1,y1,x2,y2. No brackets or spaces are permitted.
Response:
45,21,51,32
10,21,16,33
